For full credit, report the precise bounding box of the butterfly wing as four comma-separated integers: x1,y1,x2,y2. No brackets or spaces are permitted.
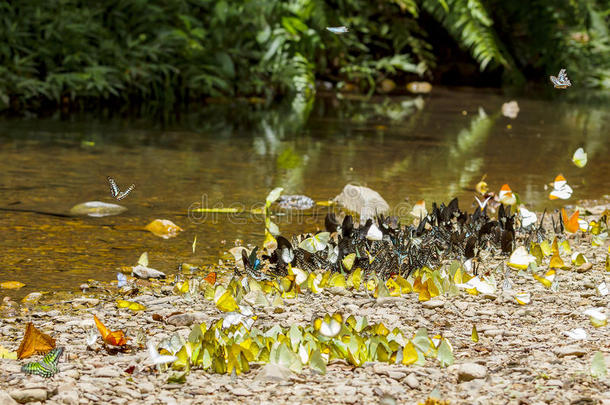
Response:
116,184,135,200
107,177,120,198
41,347,63,368
117,272,128,288
22,361,54,378
22,347,63,378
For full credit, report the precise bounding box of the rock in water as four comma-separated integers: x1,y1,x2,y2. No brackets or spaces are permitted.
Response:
69,201,127,217
333,184,389,221
131,264,166,279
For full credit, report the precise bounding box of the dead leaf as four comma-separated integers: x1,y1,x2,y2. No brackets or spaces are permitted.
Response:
144,219,183,239
17,323,56,359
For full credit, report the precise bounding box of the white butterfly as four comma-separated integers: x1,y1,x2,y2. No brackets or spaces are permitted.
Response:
549,174,573,200
298,232,330,254
550,69,571,89
326,26,349,34
117,272,128,288
474,196,491,211
147,342,178,365
518,206,537,228
107,176,135,200
366,223,383,241
85,328,99,347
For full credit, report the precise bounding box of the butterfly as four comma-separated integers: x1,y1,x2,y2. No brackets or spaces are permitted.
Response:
117,272,128,288
107,176,135,200
326,26,349,34
242,247,271,281
147,342,177,366
549,174,573,200
550,69,571,89
21,347,64,378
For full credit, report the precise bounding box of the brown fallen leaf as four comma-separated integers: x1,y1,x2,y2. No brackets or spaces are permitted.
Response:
17,323,56,359
144,219,183,239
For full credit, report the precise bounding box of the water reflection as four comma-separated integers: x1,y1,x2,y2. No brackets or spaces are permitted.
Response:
0,88,609,297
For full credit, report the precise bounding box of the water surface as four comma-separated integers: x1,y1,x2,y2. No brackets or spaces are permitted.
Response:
1,87,609,298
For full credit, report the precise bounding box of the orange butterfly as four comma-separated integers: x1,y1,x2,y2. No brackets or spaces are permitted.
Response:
94,315,129,346
17,323,56,359
561,208,579,233
499,184,516,205
203,272,217,285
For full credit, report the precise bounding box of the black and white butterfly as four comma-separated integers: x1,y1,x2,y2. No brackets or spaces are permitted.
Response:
107,176,135,200
550,69,571,89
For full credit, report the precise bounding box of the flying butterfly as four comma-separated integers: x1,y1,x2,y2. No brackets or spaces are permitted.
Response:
21,347,64,378
326,26,349,34
550,69,571,89
107,176,135,200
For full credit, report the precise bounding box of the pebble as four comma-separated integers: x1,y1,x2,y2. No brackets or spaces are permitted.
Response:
0,391,17,405
255,363,292,381
421,298,445,309
228,387,252,396
577,262,593,273
457,363,487,382
92,366,121,378
405,373,419,389
554,346,586,357
9,389,48,404
139,382,155,394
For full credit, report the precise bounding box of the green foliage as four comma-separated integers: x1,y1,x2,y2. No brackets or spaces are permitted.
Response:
0,0,608,112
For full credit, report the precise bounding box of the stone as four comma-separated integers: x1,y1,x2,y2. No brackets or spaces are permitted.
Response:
405,373,419,389
577,262,593,273
9,389,48,404
166,312,204,327
457,363,487,382
139,382,155,394
421,299,445,309
255,363,292,381
554,346,586,357
58,391,79,405
333,184,389,221
0,391,17,405
131,264,166,279
93,366,121,377
228,387,252,396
